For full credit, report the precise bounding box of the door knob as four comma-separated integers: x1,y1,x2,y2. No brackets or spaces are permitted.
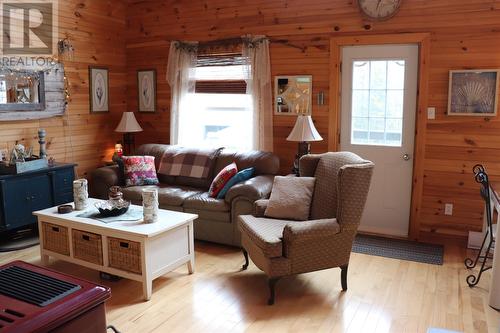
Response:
402,153,410,161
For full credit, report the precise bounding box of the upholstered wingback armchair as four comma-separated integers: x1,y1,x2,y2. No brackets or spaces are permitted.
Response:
238,152,374,305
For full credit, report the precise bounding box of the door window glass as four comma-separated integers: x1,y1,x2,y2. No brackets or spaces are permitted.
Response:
351,60,405,146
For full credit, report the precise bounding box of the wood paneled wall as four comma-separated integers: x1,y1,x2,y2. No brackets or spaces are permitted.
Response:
0,0,127,177
125,0,500,243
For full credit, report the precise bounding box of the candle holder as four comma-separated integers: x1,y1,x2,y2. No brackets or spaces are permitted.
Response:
142,188,158,223
73,179,88,210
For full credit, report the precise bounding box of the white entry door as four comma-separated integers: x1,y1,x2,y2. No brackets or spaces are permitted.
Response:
340,44,418,237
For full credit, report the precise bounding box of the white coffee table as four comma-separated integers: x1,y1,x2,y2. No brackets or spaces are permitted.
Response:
33,198,198,301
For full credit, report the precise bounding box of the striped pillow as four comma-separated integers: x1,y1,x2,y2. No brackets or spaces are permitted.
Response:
208,162,238,198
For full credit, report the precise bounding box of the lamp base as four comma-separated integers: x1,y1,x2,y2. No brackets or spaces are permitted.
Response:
123,133,136,155
292,141,311,176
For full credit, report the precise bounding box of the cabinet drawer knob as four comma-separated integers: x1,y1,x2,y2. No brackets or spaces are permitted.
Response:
82,235,90,241
52,226,59,232
25,196,30,201
119,242,129,248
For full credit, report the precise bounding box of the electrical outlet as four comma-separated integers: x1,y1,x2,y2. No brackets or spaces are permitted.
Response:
444,203,453,216
427,107,436,120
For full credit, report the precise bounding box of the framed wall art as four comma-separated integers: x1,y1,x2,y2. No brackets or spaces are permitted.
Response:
448,69,499,116
89,66,109,113
274,75,312,116
137,69,156,113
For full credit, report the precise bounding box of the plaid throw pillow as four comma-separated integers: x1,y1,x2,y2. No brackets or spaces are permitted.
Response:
158,147,222,179
122,156,159,187
208,162,238,198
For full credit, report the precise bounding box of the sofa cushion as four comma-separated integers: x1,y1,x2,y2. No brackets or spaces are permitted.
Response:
184,192,230,212
238,215,293,258
121,184,202,207
214,150,280,176
136,144,175,170
121,156,159,187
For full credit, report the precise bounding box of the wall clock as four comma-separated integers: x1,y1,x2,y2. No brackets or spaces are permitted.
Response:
357,0,402,21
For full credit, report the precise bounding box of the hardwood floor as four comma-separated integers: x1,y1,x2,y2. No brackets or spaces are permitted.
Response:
1,242,498,333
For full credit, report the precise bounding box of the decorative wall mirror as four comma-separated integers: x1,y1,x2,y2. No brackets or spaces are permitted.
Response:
275,75,312,115
0,70,45,111
0,63,66,121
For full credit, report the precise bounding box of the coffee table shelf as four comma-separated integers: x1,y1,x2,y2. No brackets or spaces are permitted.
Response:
33,198,198,301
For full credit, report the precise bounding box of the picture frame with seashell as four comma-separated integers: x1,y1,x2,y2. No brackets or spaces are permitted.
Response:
448,69,499,116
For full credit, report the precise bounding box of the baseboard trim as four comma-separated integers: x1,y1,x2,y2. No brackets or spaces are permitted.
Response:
418,231,468,247
357,225,408,238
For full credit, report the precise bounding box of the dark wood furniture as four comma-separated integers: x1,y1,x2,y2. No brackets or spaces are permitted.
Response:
0,163,76,234
0,260,111,332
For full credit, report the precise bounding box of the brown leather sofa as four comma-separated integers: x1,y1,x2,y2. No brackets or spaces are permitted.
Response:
89,144,280,247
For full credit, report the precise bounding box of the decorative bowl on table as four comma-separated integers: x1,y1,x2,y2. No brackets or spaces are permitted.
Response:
94,199,130,217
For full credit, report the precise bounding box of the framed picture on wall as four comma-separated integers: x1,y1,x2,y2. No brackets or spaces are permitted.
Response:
274,75,312,116
448,69,499,116
137,69,156,113
89,66,109,113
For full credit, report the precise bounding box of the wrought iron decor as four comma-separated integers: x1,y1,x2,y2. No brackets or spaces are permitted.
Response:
464,164,496,287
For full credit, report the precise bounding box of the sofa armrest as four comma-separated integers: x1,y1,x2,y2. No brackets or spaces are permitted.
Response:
282,218,340,243
224,175,274,204
253,199,269,217
89,165,122,199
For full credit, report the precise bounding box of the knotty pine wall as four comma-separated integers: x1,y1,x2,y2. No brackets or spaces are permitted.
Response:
0,0,127,177
126,0,500,243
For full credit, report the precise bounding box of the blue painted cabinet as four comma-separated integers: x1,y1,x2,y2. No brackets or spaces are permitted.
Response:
0,164,76,233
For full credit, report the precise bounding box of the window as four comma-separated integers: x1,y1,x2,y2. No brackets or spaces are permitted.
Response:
178,54,253,151
350,60,405,147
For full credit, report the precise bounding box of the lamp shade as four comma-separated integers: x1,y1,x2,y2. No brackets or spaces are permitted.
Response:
286,115,323,142
115,112,143,133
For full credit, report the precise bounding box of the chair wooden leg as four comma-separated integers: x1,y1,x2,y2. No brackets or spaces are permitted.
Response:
341,265,348,291
268,277,280,305
242,249,249,270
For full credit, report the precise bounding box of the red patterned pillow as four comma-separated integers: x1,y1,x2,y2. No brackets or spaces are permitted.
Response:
208,162,238,198
122,156,159,187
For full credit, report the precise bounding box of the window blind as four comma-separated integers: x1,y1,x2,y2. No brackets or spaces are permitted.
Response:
194,53,248,94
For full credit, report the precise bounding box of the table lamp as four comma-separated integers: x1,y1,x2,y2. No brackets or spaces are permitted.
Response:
287,114,323,175
115,112,143,155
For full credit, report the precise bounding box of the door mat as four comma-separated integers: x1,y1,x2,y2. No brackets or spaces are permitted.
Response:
352,234,444,265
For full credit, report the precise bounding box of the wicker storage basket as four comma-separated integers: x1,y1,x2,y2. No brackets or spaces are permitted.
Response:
42,222,70,255
72,229,103,265
107,237,142,274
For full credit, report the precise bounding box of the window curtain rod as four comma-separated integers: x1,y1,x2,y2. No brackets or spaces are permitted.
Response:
172,36,269,53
